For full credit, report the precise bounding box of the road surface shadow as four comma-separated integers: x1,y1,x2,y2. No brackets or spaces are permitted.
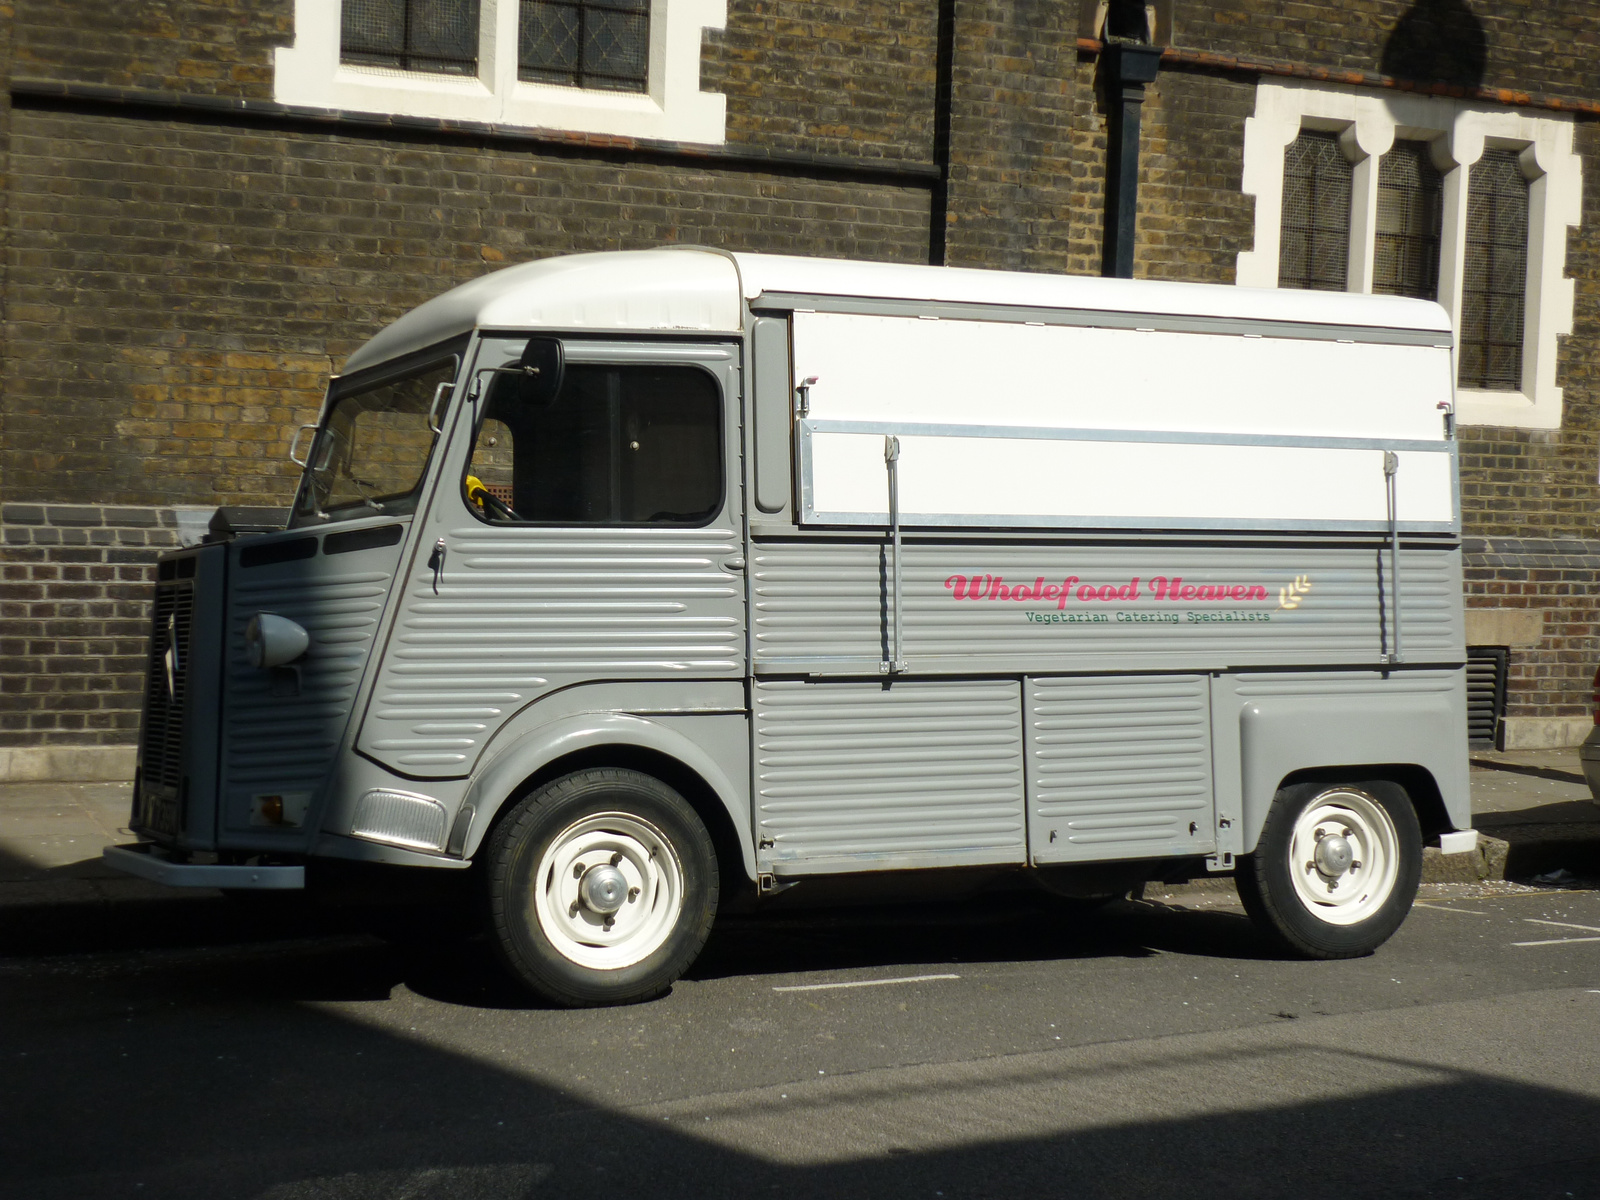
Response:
3,954,1598,1200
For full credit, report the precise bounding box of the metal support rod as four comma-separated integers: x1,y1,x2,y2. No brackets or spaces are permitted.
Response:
883,435,905,674
1384,450,1403,664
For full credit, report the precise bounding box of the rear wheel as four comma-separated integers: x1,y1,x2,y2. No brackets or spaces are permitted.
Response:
485,768,718,1007
1237,780,1421,959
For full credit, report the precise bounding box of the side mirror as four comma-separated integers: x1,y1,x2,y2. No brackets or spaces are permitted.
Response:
516,337,565,407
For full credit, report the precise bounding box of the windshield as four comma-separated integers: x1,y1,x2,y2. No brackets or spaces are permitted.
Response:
292,352,459,525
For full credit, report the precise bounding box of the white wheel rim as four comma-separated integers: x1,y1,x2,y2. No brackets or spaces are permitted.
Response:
1286,789,1400,926
531,811,685,970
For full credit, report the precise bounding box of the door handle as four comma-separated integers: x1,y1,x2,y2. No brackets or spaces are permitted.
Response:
427,538,446,594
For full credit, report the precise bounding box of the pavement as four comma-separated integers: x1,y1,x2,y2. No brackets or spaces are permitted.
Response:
2,751,1598,952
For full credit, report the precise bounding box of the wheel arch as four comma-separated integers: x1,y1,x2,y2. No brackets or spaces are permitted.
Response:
1275,764,1450,845
1238,694,1470,853
458,713,756,884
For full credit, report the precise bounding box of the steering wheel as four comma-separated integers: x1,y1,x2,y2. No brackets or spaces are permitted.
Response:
478,489,519,522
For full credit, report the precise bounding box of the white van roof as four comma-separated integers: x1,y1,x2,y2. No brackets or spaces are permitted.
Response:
342,246,1453,374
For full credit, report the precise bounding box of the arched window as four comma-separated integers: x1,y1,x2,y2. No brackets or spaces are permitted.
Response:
1374,141,1443,302
1278,131,1352,292
1459,149,1530,391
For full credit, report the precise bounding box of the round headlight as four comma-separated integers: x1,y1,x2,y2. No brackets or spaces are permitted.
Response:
244,612,310,669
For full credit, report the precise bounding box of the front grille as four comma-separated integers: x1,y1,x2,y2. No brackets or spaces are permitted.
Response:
136,581,196,832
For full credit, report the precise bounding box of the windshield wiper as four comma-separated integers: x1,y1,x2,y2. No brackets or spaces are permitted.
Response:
349,476,390,514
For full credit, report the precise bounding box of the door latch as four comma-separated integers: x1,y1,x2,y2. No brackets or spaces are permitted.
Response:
427,538,446,594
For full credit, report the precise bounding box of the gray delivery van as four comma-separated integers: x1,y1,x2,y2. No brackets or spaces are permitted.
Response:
106,248,1480,1006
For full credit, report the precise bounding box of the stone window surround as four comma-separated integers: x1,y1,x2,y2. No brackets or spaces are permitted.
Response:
274,0,728,144
1238,81,1582,430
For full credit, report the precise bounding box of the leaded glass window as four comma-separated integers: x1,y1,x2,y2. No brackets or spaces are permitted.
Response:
341,0,480,75
1374,140,1443,301
519,0,649,93
1278,131,1352,291
1458,149,1529,391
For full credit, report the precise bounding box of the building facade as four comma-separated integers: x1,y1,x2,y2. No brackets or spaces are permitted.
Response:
1,0,1597,775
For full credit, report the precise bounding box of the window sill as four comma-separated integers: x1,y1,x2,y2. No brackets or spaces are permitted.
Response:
275,0,728,144
1455,388,1560,431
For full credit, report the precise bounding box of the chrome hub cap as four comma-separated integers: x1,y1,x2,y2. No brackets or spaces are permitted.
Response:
1313,832,1354,877
1288,789,1399,926
578,862,628,915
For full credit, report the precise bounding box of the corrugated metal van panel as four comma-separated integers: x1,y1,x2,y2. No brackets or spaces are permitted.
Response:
358,526,744,772
752,541,1461,670
221,552,400,819
1027,675,1214,863
755,678,1026,871
1233,669,1462,697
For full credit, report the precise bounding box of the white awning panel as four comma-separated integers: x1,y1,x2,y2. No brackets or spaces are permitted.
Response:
802,425,1455,531
793,311,1457,532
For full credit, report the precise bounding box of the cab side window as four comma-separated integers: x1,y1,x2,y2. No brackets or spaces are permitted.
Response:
465,417,517,516
465,363,722,525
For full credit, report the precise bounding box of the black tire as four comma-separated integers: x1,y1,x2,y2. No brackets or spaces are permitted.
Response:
485,768,719,1007
1236,779,1421,959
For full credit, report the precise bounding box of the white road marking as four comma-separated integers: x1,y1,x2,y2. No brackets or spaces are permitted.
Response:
1512,937,1600,948
1524,918,1600,933
1413,902,1489,915
773,973,960,993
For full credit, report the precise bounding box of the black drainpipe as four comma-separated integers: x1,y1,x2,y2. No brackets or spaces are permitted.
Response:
928,0,958,265
1099,39,1163,279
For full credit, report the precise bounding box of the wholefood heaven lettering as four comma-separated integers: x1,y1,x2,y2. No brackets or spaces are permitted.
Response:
943,575,1271,611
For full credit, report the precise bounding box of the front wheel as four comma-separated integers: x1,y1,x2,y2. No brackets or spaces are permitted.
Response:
485,769,719,1007
1236,780,1421,959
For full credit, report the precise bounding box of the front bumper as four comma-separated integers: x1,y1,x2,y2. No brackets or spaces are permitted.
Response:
103,843,305,889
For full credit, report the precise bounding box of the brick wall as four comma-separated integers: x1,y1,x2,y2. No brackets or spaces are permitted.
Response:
12,0,942,161
1176,1,1600,100
1,107,931,510
1,2,948,752
1463,537,1600,744
3,1,1600,751
11,0,292,100
1134,71,1256,284
1452,115,1600,736
704,0,938,163
0,503,203,748
941,2,1098,274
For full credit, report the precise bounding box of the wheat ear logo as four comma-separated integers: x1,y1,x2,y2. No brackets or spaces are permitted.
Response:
1277,575,1312,611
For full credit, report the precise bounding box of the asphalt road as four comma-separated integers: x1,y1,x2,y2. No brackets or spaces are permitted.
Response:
4,885,1599,1200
